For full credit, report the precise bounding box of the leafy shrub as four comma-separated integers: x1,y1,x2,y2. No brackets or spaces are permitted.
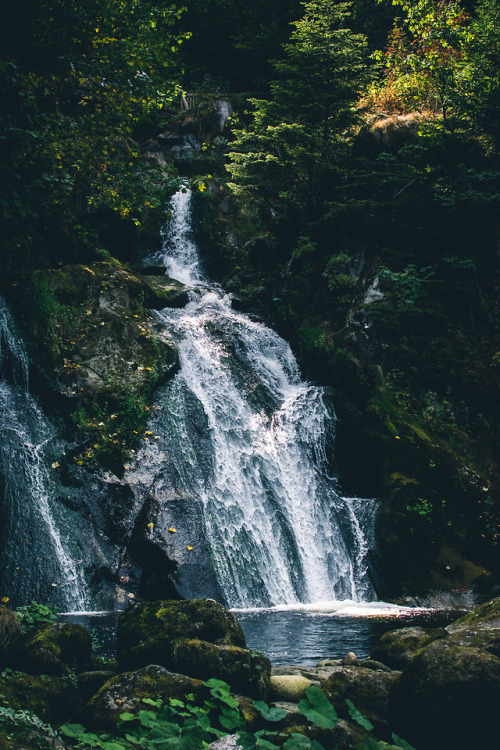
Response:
14,601,57,631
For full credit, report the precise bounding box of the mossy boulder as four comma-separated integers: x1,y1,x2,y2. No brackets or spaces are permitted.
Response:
0,671,81,725
82,664,204,730
391,639,500,750
139,276,189,309
20,622,92,676
0,607,24,666
371,626,449,670
171,638,270,699
321,667,401,728
117,599,246,671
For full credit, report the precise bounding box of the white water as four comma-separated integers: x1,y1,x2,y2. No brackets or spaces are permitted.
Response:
0,297,89,610
136,188,378,609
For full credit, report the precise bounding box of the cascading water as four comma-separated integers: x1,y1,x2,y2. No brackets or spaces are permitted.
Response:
0,297,89,610
134,188,377,609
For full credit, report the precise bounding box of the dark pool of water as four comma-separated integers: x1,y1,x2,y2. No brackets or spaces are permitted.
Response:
59,606,461,666
235,608,459,665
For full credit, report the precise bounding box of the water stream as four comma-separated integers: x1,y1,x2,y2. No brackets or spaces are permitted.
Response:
0,298,89,610
132,187,378,609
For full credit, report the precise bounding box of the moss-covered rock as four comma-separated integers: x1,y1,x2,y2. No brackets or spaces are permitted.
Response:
371,626,449,670
321,667,401,728
139,276,189,309
446,595,500,633
171,638,270,699
0,671,81,725
0,607,24,667
390,639,500,750
20,622,92,676
117,599,246,671
82,665,204,730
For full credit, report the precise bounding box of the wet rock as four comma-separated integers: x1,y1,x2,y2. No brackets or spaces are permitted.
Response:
371,626,449,670
0,607,24,666
321,667,401,728
269,675,314,701
359,659,392,673
21,622,92,676
82,665,204,730
139,276,189,309
391,638,500,750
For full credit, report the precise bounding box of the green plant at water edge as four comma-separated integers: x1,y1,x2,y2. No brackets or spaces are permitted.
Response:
14,601,57,631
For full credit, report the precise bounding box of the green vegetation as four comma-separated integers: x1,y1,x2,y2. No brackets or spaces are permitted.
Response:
14,602,57,631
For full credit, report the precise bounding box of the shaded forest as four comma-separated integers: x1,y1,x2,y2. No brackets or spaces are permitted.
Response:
2,0,500,598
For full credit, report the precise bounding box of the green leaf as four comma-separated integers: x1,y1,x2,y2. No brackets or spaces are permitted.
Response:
253,701,287,722
283,733,313,750
391,734,417,750
346,699,374,730
119,712,136,722
297,686,338,729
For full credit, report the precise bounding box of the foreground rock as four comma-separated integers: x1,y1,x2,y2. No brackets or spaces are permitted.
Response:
117,599,270,698
321,666,401,730
20,622,92,676
0,606,24,667
82,665,204,730
391,638,500,749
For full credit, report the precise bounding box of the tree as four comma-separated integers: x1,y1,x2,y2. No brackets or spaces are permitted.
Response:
0,0,186,268
372,0,471,122
226,1,370,220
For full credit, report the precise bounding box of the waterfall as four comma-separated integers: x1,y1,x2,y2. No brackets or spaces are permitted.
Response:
133,188,377,609
0,297,89,610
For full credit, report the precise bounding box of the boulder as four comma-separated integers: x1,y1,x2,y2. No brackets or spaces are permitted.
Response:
269,675,314,702
0,607,24,666
117,600,269,698
82,664,204,730
321,667,401,728
171,638,270,699
139,276,189,309
77,670,117,703
391,638,500,750
117,599,246,670
371,626,449,670
21,622,92,676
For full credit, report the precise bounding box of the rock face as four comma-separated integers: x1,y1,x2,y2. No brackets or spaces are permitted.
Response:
19,261,179,398
139,275,189,309
117,599,270,699
371,626,449,670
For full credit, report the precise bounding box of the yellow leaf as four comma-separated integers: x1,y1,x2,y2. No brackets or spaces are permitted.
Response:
168,527,177,533
1,596,9,603
147,522,155,528
187,545,193,551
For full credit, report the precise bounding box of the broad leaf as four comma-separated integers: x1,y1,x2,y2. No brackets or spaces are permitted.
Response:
297,686,338,729
391,734,417,750
254,701,287,722
346,699,374,730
